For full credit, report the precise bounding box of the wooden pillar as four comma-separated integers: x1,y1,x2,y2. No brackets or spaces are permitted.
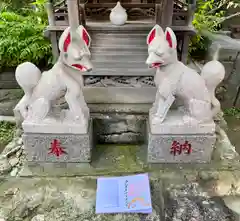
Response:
45,1,59,63
181,33,189,64
181,0,197,64
67,0,80,30
79,3,86,27
155,0,173,29
187,0,196,26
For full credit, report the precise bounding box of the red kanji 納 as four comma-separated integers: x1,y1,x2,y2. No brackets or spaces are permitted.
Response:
170,140,192,156
48,139,66,157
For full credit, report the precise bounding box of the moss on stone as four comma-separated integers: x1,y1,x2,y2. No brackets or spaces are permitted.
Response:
91,145,145,174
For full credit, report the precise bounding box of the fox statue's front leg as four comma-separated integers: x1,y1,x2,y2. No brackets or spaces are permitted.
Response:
150,80,175,124
61,71,88,125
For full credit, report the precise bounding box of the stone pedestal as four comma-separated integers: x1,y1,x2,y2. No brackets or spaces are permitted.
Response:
147,111,216,163
23,119,93,163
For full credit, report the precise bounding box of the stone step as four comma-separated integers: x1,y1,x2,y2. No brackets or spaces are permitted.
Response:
91,36,146,46
89,69,154,76
92,60,148,68
88,67,155,76
90,46,147,54
91,53,148,61
92,33,147,39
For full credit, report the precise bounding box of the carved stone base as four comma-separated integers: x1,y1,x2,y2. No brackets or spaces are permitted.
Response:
22,110,89,134
149,110,216,135
147,121,216,163
23,119,93,163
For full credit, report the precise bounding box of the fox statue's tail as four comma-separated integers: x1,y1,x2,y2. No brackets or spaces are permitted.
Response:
199,30,240,118
14,62,41,121
15,62,41,95
200,45,225,118
201,44,225,117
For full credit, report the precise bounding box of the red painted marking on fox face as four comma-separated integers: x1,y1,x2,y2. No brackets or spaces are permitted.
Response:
152,63,162,68
82,28,90,46
63,28,90,52
148,29,156,44
72,64,87,71
166,31,173,48
63,33,71,52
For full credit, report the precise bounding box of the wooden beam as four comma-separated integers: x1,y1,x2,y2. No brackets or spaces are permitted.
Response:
46,24,196,33
55,3,156,9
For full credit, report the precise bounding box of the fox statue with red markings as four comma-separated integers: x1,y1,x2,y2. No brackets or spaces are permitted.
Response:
14,25,92,128
146,24,225,125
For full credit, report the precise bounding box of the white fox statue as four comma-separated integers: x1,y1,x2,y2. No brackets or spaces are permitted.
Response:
146,24,225,125
14,25,92,129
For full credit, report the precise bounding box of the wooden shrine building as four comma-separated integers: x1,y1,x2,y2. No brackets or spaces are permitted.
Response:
45,0,196,77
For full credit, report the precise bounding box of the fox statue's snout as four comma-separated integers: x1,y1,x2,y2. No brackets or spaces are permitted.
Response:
146,53,164,68
146,25,178,69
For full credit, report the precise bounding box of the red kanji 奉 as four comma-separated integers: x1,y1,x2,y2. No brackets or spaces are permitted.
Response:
48,139,66,157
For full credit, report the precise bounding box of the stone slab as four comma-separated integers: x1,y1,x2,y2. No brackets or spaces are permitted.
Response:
22,119,93,163
22,111,90,134
149,110,216,135
147,122,216,163
84,87,156,104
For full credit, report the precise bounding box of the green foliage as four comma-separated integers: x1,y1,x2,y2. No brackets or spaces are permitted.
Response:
224,107,240,118
0,1,52,71
190,0,240,59
0,121,16,148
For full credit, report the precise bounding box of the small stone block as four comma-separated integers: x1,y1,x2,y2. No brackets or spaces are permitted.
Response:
23,119,93,163
147,122,216,163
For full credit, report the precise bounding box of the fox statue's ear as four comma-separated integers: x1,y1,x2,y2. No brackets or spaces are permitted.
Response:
58,26,91,52
147,24,164,45
165,27,177,49
77,25,91,47
58,27,71,52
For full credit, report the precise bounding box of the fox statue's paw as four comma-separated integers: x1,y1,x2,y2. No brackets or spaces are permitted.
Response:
149,106,156,116
150,114,165,125
63,110,88,125
26,98,50,122
182,115,200,125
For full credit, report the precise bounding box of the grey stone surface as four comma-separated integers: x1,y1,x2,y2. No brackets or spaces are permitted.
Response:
147,123,216,163
0,89,23,116
0,71,20,89
0,176,236,221
89,103,152,114
163,182,234,221
22,113,89,134
0,177,162,221
23,120,93,163
93,113,146,144
149,110,216,135
218,51,240,108
84,87,156,104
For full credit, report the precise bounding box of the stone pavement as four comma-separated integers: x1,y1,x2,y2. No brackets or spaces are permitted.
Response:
0,175,236,221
